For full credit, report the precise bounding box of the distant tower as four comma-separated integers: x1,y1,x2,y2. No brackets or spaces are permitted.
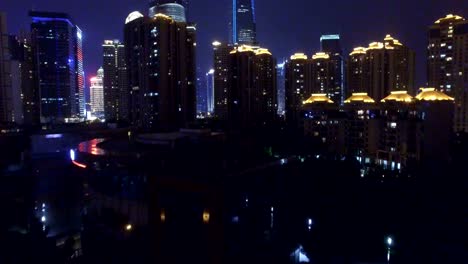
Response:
102,40,127,122
90,68,104,117
230,0,257,45
206,69,215,114
320,34,344,104
427,14,468,132
149,0,188,22
29,11,85,123
276,61,286,116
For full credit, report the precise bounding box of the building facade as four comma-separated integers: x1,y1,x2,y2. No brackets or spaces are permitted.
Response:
310,52,342,104
0,12,12,123
227,45,276,129
213,41,231,120
149,0,188,22
276,60,286,116
428,14,468,132
230,0,257,45
206,69,214,114
346,35,415,102
90,67,104,117
102,40,128,122
285,53,309,127
124,12,196,131
30,11,85,123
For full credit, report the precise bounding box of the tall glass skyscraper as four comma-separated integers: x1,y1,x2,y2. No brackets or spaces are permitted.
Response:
30,11,85,123
230,0,257,45
149,0,188,22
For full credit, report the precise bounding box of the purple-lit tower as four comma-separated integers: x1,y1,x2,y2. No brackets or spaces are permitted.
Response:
29,11,85,123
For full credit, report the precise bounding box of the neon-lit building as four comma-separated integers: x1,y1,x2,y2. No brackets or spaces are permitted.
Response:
206,69,215,114
230,0,257,45
29,11,85,123
90,68,104,116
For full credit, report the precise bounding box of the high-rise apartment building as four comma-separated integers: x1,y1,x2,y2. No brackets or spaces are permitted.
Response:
124,12,196,131
428,14,468,132
213,41,231,119
310,52,341,104
227,45,276,129
30,11,85,123
230,0,257,45
102,40,127,122
346,35,415,102
285,53,309,127
90,67,104,117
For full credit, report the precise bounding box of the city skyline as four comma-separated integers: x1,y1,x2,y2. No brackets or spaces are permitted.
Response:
1,0,465,88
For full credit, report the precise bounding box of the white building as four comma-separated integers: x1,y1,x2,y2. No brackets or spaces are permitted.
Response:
90,67,104,117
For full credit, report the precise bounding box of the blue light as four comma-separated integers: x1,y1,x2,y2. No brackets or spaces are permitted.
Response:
32,17,74,27
232,0,237,43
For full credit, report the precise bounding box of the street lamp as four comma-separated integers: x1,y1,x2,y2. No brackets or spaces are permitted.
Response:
386,236,393,263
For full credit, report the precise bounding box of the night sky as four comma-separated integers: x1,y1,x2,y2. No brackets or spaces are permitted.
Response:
1,0,466,88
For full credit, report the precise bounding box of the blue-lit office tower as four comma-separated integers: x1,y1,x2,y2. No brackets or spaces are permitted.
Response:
30,11,85,123
276,61,286,116
196,67,207,114
206,69,214,113
320,35,343,104
149,0,188,22
230,0,257,45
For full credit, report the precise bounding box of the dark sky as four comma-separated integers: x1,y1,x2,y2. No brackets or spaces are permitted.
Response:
1,0,466,88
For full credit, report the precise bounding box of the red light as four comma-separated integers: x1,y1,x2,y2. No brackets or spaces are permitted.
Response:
72,160,87,169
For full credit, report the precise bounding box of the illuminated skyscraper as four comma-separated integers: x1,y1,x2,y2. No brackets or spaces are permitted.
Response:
206,69,215,114
230,0,257,45
124,12,196,131
90,67,104,116
29,11,85,123
149,0,188,22
0,12,12,123
276,60,286,115
310,52,341,104
213,41,231,119
320,34,343,104
285,53,309,126
102,40,127,122
428,14,468,132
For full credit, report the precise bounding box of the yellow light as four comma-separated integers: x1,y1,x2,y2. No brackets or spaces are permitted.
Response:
230,45,255,54
416,88,454,101
290,53,308,60
255,48,272,56
160,209,166,223
312,52,330,60
381,91,414,103
202,210,210,224
303,94,334,104
125,224,132,231
368,42,384,50
435,14,465,24
212,41,222,46
350,47,367,56
154,13,173,20
344,93,375,103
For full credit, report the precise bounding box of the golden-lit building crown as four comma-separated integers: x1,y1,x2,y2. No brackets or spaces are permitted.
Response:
381,91,414,103
255,48,272,56
303,94,334,104
154,13,173,21
230,45,255,54
435,14,465,24
415,88,454,101
290,53,308,60
344,93,376,103
349,47,367,56
312,52,330,60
